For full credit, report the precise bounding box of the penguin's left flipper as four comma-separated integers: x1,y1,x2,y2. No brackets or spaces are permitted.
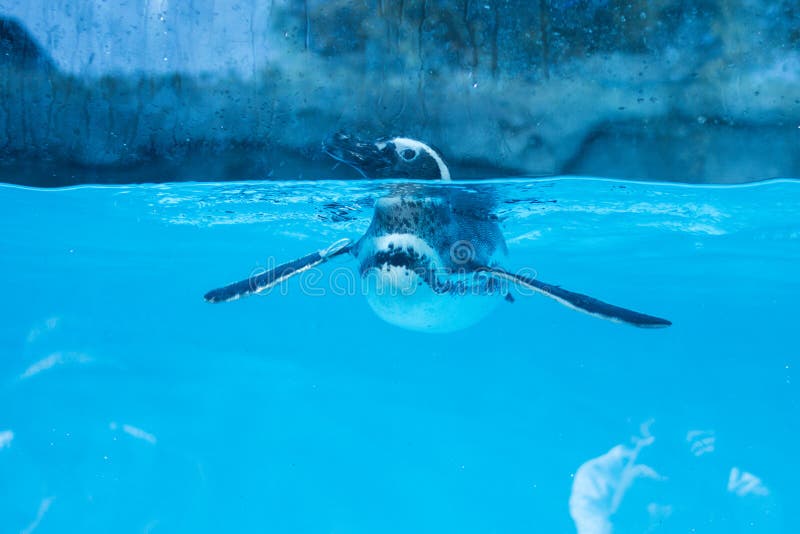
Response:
204,238,352,303
487,268,672,328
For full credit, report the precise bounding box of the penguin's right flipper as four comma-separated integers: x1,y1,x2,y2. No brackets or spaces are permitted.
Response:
204,238,352,303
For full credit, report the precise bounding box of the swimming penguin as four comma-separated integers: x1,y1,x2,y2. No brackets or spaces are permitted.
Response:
322,132,450,180
204,134,671,332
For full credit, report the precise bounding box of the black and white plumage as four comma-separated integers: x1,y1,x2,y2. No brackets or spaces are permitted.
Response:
204,134,671,332
323,132,450,180
352,193,510,332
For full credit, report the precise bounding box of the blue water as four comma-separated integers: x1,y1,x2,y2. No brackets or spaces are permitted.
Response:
1,178,798,533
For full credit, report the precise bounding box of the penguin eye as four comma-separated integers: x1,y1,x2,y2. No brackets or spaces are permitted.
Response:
400,149,417,161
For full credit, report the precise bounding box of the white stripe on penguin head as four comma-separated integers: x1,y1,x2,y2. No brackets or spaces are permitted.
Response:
387,137,451,181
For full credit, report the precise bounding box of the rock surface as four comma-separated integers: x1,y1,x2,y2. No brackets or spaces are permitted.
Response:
0,1,798,185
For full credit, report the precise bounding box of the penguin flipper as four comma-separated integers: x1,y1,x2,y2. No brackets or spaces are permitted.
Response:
486,268,671,328
204,238,353,303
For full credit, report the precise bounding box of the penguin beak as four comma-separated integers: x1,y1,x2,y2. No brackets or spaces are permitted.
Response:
323,132,395,178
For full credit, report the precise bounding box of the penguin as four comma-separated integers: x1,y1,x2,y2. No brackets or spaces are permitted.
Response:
323,132,450,180
203,133,671,332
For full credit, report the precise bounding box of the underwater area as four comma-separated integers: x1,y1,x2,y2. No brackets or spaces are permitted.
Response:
1,1,799,533
2,178,798,532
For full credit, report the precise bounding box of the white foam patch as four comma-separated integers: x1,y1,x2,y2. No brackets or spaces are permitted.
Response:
569,423,661,534
0,430,13,449
638,221,727,236
20,352,92,379
728,467,769,497
110,422,157,445
686,430,716,456
520,200,725,218
26,316,60,344
165,210,367,231
123,424,157,445
513,199,729,235
647,502,673,520
277,230,310,240
20,496,54,534
506,230,542,244
149,184,374,229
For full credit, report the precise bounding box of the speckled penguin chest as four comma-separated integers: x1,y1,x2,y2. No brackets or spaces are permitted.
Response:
353,195,507,273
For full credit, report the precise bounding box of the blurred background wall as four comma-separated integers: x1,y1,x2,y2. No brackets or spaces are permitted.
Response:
0,0,798,185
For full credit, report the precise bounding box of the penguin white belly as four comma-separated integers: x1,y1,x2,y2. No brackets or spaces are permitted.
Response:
363,265,503,333
357,232,505,333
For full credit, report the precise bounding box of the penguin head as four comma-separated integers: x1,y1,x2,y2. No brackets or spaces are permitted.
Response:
323,132,450,180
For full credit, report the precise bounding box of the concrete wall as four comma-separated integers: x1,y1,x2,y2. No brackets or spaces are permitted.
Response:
1,0,799,185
